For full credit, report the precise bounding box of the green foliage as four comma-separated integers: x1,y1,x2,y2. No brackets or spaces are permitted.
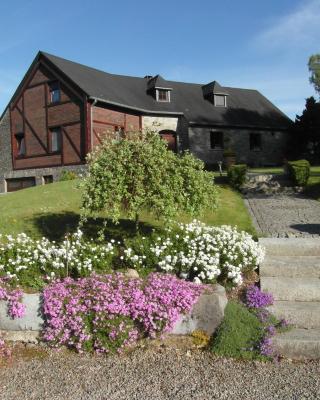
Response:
59,170,78,181
227,164,247,189
288,97,320,163
287,159,310,186
81,131,218,227
308,54,320,94
211,301,266,360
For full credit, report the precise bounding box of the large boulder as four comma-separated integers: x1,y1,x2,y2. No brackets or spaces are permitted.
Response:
170,284,228,335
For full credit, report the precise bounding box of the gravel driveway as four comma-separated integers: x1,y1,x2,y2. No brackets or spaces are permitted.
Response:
246,194,320,237
0,346,319,400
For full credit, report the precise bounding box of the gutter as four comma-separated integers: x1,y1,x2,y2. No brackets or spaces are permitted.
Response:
88,96,184,116
90,99,98,150
188,121,291,131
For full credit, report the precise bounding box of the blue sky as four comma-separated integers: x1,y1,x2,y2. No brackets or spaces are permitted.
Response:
0,0,319,118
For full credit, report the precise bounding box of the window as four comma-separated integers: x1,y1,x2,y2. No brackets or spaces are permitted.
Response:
49,81,61,104
156,89,170,102
250,133,261,151
50,128,62,152
214,94,226,107
15,133,26,156
43,175,53,185
210,131,224,149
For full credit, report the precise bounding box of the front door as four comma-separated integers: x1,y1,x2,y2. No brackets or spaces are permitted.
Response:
159,130,177,152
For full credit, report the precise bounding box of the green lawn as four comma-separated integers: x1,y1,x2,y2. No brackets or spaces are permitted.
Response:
0,180,256,240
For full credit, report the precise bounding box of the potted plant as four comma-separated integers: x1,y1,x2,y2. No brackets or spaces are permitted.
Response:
223,148,236,169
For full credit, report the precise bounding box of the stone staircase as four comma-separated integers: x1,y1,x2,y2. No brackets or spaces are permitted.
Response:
259,238,320,360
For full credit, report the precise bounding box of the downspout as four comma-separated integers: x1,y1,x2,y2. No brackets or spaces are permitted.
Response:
90,99,98,151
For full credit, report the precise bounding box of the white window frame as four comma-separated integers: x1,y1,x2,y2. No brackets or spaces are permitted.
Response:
156,89,171,102
214,94,227,107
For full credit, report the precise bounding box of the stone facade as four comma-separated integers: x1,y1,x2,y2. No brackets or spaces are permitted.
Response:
188,126,288,168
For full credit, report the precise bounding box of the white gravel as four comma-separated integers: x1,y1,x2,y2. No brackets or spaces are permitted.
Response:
0,346,319,400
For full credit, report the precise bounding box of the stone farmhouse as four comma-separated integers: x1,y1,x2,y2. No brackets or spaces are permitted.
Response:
0,51,291,192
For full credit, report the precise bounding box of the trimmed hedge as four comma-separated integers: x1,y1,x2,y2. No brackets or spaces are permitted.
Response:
227,164,247,188
287,160,310,186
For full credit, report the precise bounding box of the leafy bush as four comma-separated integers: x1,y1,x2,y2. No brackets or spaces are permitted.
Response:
59,170,78,181
81,130,218,229
211,301,266,360
42,273,205,353
227,164,247,188
0,230,115,289
287,159,310,186
124,220,265,286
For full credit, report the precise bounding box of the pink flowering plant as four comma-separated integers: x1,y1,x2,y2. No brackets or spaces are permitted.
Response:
42,273,205,353
0,278,26,319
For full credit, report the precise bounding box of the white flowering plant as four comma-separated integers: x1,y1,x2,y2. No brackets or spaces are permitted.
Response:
0,230,115,289
123,221,265,286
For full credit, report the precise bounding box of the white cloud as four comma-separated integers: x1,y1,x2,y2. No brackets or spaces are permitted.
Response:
254,0,320,50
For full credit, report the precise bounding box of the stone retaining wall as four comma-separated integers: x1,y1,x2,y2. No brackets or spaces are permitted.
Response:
0,284,228,342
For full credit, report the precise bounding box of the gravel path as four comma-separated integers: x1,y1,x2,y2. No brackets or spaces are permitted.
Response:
246,194,320,237
0,346,319,400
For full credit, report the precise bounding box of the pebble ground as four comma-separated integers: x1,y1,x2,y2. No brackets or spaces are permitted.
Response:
0,345,319,400
245,194,320,237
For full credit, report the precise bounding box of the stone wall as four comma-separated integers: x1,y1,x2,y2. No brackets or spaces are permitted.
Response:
142,116,178,133
188,126,288,167
0,109,13,174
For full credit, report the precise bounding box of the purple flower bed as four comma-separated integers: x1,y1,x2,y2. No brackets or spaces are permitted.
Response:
245,285,274,309
42,273,206,353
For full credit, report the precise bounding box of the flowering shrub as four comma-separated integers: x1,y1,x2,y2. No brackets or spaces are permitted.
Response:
245,285,274,309
244,285,290,359
124,221,265,286
42,273,205,353
0,230,115,288
0,278,26,319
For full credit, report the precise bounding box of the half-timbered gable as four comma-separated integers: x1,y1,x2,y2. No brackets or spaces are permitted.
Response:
9,60,86,170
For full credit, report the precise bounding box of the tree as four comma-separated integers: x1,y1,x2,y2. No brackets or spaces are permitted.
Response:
81,130,218,230
308,54,320,94
288,97,320,163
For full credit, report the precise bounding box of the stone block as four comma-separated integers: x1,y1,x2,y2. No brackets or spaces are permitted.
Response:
170,284,228,335
0,293,44,331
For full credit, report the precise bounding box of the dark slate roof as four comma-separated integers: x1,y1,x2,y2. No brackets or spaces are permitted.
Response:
40,52,292,129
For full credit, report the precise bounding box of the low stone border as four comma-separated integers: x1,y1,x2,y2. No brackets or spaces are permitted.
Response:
0,284,228,342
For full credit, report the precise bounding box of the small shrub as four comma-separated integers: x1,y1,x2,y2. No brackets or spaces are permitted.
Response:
124,220,265,287
59,170,77,181
81,130,218,230
227,164,247,188
287,159,310,186
211,301,266,360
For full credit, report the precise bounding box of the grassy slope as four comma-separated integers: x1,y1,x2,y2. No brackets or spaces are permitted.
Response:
0,180,256,239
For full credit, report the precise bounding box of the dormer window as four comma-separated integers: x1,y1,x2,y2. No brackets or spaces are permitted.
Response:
156,89,170,102
214,94,227,107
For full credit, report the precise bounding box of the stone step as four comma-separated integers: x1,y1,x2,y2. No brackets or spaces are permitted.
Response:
259,238,320,256
272,328,320,360
261,277,320,301
269,301,320,329
260,256,320,278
